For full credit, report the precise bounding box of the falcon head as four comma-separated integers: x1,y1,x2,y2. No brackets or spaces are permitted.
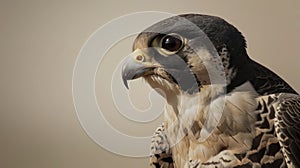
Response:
122,14,250,96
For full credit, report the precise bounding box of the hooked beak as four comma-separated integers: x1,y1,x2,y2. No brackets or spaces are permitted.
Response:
121,55,152,89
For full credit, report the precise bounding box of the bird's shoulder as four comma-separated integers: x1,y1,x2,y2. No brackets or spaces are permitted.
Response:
272,93,300,167
249,60,297,95
149,124,174,168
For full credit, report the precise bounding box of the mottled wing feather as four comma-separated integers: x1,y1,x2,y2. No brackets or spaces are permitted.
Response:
150,124,174,168
275,93,300,167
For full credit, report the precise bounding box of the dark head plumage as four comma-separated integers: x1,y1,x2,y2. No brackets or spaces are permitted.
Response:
122,14,296,95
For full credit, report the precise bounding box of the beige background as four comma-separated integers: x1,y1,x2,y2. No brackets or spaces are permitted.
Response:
1,0,300,168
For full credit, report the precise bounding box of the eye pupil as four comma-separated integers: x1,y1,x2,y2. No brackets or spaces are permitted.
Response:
161,35,183,52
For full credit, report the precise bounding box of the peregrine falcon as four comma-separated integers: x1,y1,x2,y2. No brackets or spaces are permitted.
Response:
121,14,300,168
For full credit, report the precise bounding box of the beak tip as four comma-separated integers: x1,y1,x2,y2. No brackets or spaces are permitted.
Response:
124,79,129,89
122,72,130,89
121,54,148,90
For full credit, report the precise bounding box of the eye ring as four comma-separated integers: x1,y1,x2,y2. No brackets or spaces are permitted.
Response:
159,33,185,55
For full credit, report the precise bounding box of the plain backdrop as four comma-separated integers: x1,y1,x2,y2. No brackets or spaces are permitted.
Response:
0,0,299,167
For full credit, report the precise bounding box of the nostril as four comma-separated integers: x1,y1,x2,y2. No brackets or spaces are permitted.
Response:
136,55,144,62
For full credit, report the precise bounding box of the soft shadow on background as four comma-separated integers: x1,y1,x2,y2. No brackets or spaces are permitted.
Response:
0,0,299,167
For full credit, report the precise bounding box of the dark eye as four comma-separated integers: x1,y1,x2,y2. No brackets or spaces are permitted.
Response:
160,34,183,53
